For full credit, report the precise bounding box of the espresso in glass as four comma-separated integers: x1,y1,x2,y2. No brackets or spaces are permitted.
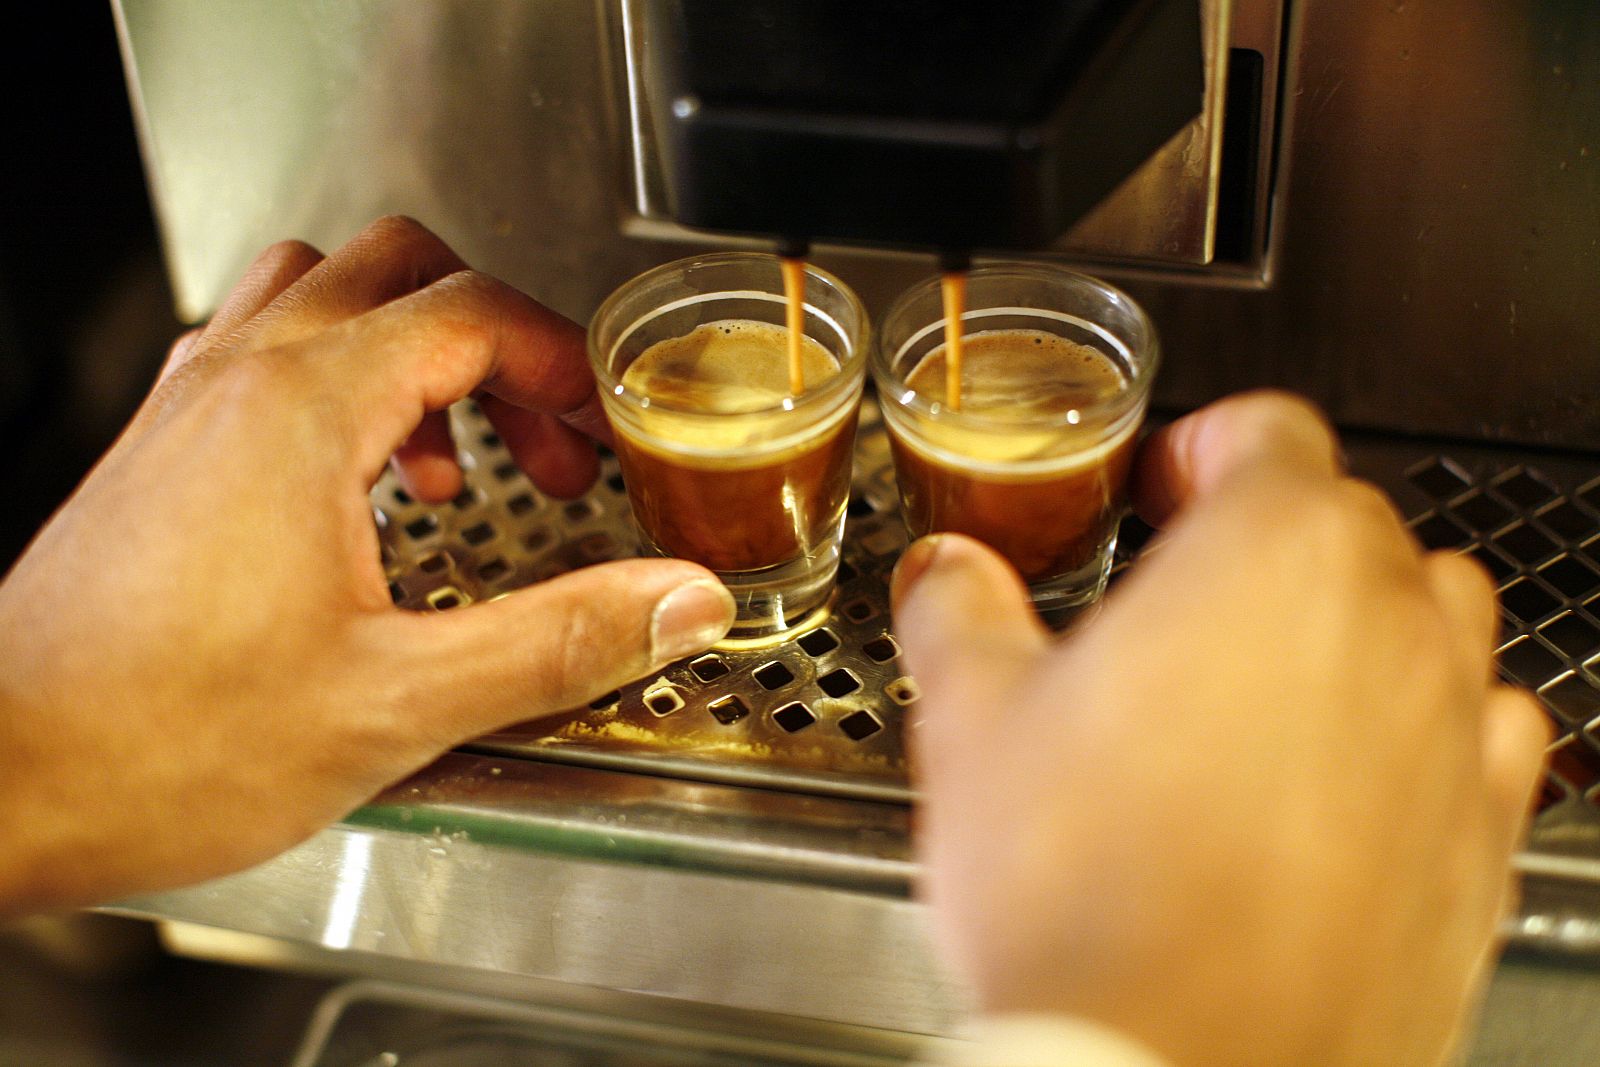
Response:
873,264,1158,615
589,254,869,645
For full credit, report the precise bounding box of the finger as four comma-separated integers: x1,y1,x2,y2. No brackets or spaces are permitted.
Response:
243,216,471,345
479,396,601,500
891,534,1048,746
311,270,607,489
1422,549,1500,669
194,239,327,353
1480,685,1552,858
390,411,465,503
1132,390,1340,528
374,560,734,741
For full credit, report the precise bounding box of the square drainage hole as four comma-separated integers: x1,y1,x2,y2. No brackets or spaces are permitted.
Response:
476,558,511,583
797,628,840,657
1538,501,1598,542
461,521,496,546
589,690,621,710
507,492,538,516
1410,514,1470,552
419,551,452,575
1499,637,1566,688
1540,556,1600,600
690,655,730,682
841,597,879,623
1501,578,1561,623
1544,673,1600,724
1495,468,1558,510
838,710,883,740
644,687,684,716
772,702,816,732
708,695,750,725
1496,523,1560,565
1538,613,1600,659
1548,736,1600,794
1407,458,1470,500
426,587,469,611
404,515,440,540
1450,492,1513,533
754,661,796,690
563,500,599,523
862,635,901,662
818,668,862,698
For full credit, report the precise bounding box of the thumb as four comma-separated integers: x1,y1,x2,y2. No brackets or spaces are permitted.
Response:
891,534,1048,759
375,559,734,741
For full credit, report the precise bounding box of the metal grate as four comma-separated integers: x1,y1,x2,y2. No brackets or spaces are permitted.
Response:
1401,457,1600,817
378,400,919,802
377,406,1600,847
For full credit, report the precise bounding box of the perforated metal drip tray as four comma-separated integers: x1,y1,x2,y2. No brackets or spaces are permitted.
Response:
375,403,1600,883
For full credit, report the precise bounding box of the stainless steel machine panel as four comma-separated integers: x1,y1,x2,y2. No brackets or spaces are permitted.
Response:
114,0,1600,446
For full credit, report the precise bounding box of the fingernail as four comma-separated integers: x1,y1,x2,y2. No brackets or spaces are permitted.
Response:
651,578,736,662
891,534,947,607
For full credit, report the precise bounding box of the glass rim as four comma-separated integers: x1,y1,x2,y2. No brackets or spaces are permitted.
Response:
589,251,871,419
869,262,1160,431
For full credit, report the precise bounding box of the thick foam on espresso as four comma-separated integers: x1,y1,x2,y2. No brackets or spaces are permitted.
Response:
900,329,1132,467
622,319,839,413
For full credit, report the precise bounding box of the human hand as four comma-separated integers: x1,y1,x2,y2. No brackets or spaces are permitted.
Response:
0,217,734,917
893,392,1549,1067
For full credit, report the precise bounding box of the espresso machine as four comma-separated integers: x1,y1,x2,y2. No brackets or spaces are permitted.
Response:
105,1,1600,1062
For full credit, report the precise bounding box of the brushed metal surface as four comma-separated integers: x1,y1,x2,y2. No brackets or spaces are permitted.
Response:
115,0,1599,445
1053,0,1233,265
111,756,967,1036
1135,1,1600,447
287,980,933,1067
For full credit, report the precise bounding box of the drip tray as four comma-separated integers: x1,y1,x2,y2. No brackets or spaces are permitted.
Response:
377,402,1600,886
379,400,920,803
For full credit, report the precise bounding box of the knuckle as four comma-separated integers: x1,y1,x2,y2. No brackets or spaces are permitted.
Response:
433,267,507,303
256,237,321,269
166,326,203,361
359,214,454,266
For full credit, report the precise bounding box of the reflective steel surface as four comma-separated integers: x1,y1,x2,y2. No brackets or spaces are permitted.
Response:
112,756,966,1036
115,0,1600,445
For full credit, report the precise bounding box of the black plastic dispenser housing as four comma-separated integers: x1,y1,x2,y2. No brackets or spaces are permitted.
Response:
643,0,1206,253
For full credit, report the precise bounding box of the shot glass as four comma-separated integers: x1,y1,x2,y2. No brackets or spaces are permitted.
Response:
589,252,870,646
871,263,1158,616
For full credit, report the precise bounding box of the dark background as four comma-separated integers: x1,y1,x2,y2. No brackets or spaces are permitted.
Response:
0,4,178,571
